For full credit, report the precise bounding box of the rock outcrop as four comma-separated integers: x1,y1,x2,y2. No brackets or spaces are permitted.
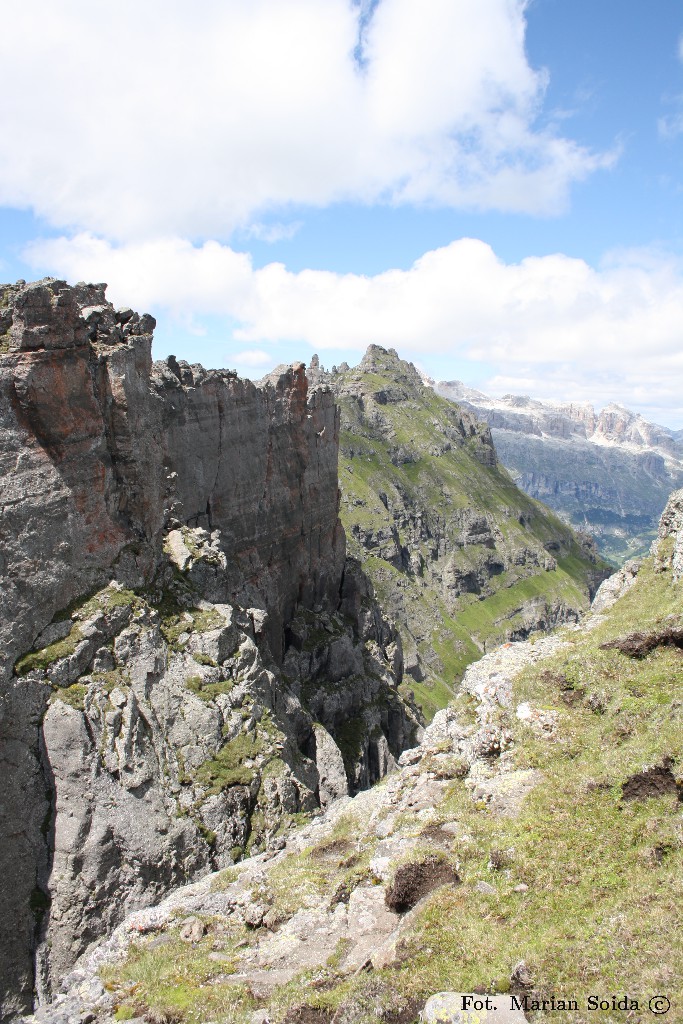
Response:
432,381,683,565
652,487,683,581
0,280,419,1019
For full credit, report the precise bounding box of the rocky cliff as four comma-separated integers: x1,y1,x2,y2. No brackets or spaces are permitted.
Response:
434,381,683,564
308,347,608,719
33,491,683,1024
0,280,419,1019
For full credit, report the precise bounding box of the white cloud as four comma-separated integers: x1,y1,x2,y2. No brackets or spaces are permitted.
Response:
0,0,611,239
23,233,683,424
658,108,683,139
232,349,272,367
243,222,303,244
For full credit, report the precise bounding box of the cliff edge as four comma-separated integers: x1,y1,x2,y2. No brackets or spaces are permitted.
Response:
0,280,419,1018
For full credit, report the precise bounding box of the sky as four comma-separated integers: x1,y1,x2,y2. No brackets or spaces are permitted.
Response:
2,0,683,427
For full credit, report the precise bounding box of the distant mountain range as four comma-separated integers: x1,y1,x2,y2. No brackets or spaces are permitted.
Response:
430,380,683,564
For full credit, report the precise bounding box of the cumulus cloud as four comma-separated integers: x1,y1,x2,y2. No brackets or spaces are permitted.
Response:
0,0,611,239
24,233,683,423
232,349,273,367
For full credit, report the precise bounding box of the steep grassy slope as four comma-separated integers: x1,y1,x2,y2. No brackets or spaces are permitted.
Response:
326,347,608,719
84,500,683,1024
290,544,683,1022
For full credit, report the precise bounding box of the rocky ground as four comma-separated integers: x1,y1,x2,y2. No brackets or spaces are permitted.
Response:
10,523,420,1007
22,630,571,1024
25,490,683,1024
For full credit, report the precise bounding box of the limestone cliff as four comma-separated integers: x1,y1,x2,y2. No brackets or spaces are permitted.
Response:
433,380,683,564
0,280,419,1018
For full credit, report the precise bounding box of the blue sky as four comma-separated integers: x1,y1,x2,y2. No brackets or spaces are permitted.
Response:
2,0,683,425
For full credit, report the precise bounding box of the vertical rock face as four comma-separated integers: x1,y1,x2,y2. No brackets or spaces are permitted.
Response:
0,279,343,683
652,487,683,581
152,358,345,660
1,280,164,1017
0,280,415,1019
0,280,163,683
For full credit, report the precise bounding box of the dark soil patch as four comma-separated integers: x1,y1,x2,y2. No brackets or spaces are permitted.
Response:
144,1010,183,1024
379,996,423,1023
621,763,681,801
601,628,683,658
541,669,587,706
385,855,460,913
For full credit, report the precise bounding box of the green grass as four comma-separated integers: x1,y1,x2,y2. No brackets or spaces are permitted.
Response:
50,682,89,710
196,731,268,792
261,812,375,919
160,606,225,650
101,929,255,1024
404,676,456,724
290,553,683,1022
195,711,285,798
333,354,607,721
15,585,143,677
456,566,584,641
14,623,83,676
56,585,140,621
185,674,234,702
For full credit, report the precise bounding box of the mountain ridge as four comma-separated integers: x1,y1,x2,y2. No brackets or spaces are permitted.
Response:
0,281,418,1018
0,291,608,1019
309,346,608,718
431,378,683,564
